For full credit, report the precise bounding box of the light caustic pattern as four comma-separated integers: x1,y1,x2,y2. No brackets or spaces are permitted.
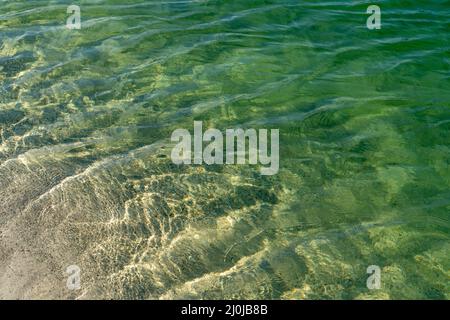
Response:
0,1,449,299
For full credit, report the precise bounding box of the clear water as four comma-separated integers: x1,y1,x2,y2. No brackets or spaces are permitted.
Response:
0,0,449,299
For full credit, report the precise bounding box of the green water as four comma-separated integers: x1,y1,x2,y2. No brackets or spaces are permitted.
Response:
0,0,449,299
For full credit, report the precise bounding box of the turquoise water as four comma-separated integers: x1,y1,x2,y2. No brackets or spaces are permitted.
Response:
0,0,449,299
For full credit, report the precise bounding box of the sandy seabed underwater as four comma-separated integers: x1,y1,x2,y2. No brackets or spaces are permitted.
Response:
0,0,449,299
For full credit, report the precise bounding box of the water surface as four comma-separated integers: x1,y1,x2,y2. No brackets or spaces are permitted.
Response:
0,0,449,299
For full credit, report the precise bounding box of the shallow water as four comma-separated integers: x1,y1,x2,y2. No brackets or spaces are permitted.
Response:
0,0,449,299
